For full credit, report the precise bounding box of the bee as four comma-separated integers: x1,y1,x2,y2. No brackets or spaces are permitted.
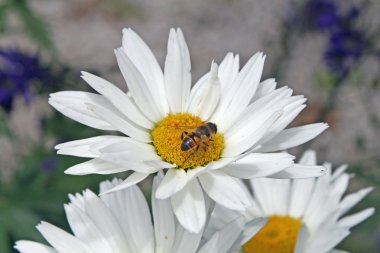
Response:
180,122,218,154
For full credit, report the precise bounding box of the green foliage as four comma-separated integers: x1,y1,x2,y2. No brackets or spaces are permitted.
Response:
0,3,9,32
0,65,111,251
315,71,338,91
0,0,53,51
13,0,53,51
0,110,13,139
0,138,111,251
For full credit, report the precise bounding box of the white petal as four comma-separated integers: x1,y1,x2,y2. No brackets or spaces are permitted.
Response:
250,78,277,101
171,179,206,233
152,173,175,253
212,53,265,129
241,218,268,244
99,138,156,153
155,168,188,199
258,123,329,152
338,208,375,227
14,241,56,253
208,53,239,123
294,225,309,253
55,135,123,158
269,164,326,179
49,92,115,130
302,172,331,227
298,149,317,165
99,140,158,162
222,110,283,157
86,102,151,143
36,222,92,253
229,86,290,130
80,71,153,129
143,159,176,169
188,62,221,120
199,170,252,211
249,178,276,215
100,172,150,195
164,28,191,113
188,73,208,106
221,153,294,179
329,250,350,253
106,183,155,252
170,225,203,253
100,179,155,252
204,204,241,239
81,190,131,253
65,159,128,175
63,203,114,253
339,187,374,216
288,178,316,218
308,228,350,253
186,165,211,181
218,52,239,91
331,164,348,181
115,48,161,121
122,28,169,115
98,156,159,174
207,157,237,171
202,217,245,253
68,193,85,210
197,234,218,253
257,101,306,145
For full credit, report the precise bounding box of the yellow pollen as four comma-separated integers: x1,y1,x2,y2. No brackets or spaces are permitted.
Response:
243,216,303,253
151,113,224,170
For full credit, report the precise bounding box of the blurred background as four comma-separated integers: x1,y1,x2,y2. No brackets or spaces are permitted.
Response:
0,0,379,252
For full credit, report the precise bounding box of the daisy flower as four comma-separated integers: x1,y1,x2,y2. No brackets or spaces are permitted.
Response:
49,28,328,232
209,150,374,253
14,173,267,253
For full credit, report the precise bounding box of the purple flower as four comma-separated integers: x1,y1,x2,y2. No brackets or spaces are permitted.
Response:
324,27,365,78
297,0,366,79
307,0,339,30
0,49,49,112
39,157,58,172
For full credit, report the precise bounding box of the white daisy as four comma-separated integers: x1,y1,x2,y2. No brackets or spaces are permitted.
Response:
209,150,375,253
14,173,266,253
49,28,328,232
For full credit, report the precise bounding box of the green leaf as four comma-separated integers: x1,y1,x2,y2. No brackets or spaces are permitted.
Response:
0,210,11,253
315,71,338,91
12,1,53,50
0,4,10,33
0,230,10,253
8,208,42,242
0,110,13,138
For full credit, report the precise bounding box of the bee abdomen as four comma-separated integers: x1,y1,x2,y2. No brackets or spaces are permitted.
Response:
181,138,194,151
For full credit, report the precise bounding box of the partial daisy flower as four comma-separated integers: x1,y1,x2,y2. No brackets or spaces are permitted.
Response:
209,150,374,253
49,28,327,232
14,173,266,253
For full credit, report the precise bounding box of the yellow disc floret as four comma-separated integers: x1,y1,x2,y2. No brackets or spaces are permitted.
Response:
243,215,303,253
151,113,224,170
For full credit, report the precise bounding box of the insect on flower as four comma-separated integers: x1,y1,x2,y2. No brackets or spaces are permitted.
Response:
180,122,218,162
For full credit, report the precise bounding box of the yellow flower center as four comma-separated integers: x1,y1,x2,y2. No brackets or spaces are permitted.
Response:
243,216,303,253
151,113,224,170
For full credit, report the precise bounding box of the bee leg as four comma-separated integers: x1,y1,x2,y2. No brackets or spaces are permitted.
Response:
181,131,190,140
201,135,209,146
183,146,199,164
